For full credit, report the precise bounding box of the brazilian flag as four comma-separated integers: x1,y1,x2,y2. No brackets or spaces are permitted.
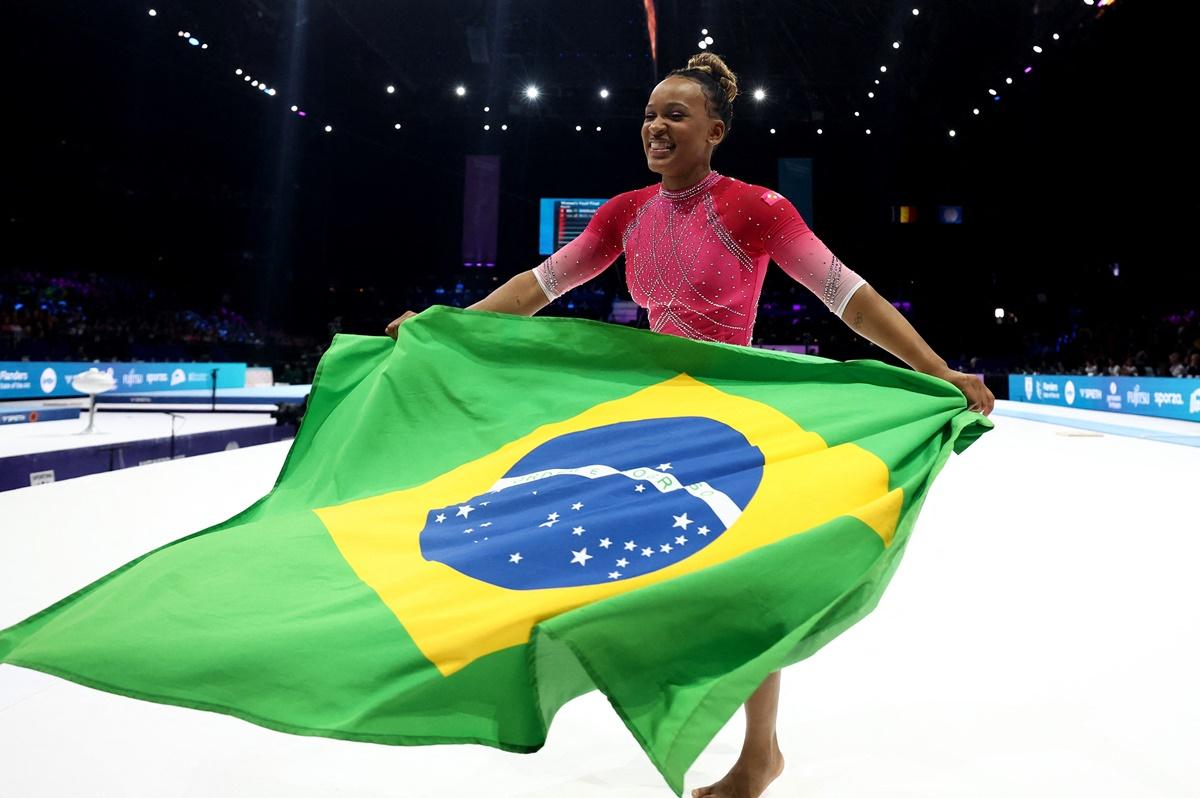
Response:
0,307,991,794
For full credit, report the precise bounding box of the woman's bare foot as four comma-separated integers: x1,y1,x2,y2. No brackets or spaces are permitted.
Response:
691,738,785,798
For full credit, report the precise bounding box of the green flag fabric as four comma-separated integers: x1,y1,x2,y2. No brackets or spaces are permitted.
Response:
0,306,991,794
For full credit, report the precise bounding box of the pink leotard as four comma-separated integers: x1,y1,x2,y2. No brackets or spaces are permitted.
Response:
533,171,867,346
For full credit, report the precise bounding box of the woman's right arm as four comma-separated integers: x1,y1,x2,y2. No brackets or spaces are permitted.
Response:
385,192,634,339
384,270,550,339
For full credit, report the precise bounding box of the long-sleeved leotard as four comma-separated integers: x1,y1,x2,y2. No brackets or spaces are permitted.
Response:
532,170,867,346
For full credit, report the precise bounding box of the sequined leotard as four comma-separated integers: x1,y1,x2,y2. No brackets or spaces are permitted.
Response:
533,171,867,346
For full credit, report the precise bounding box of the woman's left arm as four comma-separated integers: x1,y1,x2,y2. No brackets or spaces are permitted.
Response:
841,283,995,415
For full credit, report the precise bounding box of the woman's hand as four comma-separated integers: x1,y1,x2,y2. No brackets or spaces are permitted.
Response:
925,367,996,416
384,311,419,340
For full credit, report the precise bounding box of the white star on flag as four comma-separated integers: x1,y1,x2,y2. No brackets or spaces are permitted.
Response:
435,513,446,523
672,513,693,530
570,548,592,566
572,526,585,536
481,522,492,527
599,538,612,548
608,571,622,580
616,558,629,568
624,541,637,550
641,547,654,557
675,535,687,545
456,505,474,518
539,512,560,528
509,553,523,564
634,484,646,493
462,528,474,534
571,502,584,510
657,462,673,471
660,543,673,553
697,525,710,536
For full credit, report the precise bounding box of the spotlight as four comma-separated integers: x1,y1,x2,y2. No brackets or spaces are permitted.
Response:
599,88,609,98
484,106,490,112
1025,66,1033,73
880,65,887,73
501,124,508,130
912,7,920,15
753,88,766,101
595,126,602,131
525,85,539,99
455,85,467,96
291,105,298,112
698,41,708,49
484,124,490,131
705,36,713,45
394,123,402,129
701,28,708,35
1006,77,1013,84
868,92,874,98
243,75,251,82
865,129,872,134
148,8,156,16
1052,33,1060,41
994,308,1005,319
854,111,860,117
236,68,243,75
386,85,395,94
201,43,208,49
972,108,980,115
949,129,957,137
769,128,776,134
892,41,900,49
188,37,199,46
988,89,997,96
874,79,880,85
575,125,582,131
1033,45,1043,53
298,111,306,117
324,125,332,133
267,88,275,96
816,128,823,134
251,80,259,87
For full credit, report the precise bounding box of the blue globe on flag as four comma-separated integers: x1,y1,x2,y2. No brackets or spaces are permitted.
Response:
419,417,765,589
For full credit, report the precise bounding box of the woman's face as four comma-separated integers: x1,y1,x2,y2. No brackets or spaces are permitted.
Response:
641,77,725,178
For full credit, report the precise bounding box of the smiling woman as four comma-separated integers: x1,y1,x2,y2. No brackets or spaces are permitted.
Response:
642,52,739,190
383,53,994,796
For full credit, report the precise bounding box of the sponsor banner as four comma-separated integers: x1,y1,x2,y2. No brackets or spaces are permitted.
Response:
0,407,81,425
1008,374,1200,423
0,362,247,400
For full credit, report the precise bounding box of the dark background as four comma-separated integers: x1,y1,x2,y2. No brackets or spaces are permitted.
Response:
1,0,1194,374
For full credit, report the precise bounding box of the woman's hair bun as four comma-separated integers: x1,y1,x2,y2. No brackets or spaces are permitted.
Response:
684,52,738,105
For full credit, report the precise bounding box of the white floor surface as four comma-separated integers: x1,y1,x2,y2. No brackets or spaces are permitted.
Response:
2,400,1197,797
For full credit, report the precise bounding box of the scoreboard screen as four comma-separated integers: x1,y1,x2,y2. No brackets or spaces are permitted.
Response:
538,198,607,255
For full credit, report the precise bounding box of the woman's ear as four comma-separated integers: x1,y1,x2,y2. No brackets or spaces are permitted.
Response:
709,119,726,146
